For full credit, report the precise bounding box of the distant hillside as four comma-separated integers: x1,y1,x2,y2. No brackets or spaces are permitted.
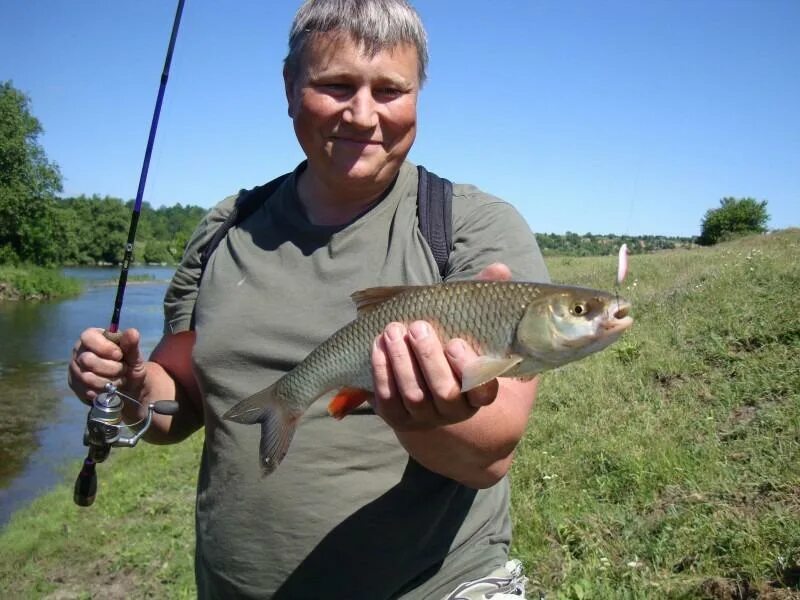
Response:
535,232,694,256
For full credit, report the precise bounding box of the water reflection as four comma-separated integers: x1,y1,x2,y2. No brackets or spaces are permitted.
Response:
0,266,173,527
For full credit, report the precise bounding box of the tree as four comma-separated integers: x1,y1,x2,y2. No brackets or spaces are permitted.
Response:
698,197,769,246
57,195,131,264
0,81,63,264
143,240,173,264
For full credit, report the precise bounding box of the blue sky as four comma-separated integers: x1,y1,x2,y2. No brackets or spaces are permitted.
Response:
2,0,798,237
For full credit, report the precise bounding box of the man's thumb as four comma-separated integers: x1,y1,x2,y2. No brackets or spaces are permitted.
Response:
119,328,146,383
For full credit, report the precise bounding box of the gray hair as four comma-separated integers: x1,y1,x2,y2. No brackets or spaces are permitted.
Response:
285,0,429,86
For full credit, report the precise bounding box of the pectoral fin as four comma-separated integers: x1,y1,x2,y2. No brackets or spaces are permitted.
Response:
461,355,524,392
327,388,372,420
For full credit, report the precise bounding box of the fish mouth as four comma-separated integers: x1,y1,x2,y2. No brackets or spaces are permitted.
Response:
602,300,634,334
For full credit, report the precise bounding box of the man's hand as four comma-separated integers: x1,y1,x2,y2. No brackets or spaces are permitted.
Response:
68,327,146,404
370,262,512,431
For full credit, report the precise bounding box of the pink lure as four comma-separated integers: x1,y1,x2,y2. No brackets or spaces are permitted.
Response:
617,244,629,286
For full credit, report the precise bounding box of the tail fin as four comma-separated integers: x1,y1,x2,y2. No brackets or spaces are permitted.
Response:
223,383,298,475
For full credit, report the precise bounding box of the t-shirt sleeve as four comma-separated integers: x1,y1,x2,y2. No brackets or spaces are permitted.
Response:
445,184,550,283
163,195,238,334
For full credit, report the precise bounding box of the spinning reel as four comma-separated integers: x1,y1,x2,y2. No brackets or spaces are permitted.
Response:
73,383,179,507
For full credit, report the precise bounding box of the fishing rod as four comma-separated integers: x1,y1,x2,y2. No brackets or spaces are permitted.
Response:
74,0,186,507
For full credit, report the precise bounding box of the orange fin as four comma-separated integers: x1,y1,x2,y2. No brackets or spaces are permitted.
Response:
350,286,417,314
327,388,372,420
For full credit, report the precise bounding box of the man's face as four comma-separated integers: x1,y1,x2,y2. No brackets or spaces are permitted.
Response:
285,32,419,195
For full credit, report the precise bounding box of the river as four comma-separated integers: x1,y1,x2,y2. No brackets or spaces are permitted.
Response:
0,266,173,527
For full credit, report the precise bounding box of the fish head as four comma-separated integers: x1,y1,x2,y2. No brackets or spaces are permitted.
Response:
515,286,633,367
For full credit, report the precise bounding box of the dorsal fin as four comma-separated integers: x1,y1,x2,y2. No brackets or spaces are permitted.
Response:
350,286,414,313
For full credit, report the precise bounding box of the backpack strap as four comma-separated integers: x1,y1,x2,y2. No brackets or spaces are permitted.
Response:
198,166,453,281
416,165,453,278
199,173,290,278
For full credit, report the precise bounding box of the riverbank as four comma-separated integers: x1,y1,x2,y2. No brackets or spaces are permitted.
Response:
0,231,798,598
0,265,173,529
0,265,82,301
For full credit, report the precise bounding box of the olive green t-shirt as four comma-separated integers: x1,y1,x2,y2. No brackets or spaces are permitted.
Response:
164,161,549,599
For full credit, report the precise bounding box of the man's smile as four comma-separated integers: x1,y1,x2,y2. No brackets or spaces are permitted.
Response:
330,135,382,145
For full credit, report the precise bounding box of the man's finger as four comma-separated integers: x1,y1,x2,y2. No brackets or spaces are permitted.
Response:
381,323,435,420
476,262,512,282
68,360,120,402
371,335,409,425
120,328,145,375
80,327,123,361
74,349,125,381
407,321,472,422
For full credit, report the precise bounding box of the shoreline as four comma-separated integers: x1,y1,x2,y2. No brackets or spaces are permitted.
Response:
0,275,82,302
0,264,176,302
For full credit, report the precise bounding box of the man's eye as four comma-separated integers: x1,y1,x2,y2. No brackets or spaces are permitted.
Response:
376,87,402,98
319,83,350,94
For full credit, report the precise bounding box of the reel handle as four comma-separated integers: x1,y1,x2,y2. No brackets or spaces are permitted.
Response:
153,400,180,415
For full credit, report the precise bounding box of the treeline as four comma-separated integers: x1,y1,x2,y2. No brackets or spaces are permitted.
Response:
536,231,693,256
54,196,693,264
0,80,208,268
54,195,206,265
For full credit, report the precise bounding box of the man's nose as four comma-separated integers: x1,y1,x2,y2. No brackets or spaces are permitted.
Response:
342,87,378,129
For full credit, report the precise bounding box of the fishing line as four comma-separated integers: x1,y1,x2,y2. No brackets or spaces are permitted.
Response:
611,142,641,308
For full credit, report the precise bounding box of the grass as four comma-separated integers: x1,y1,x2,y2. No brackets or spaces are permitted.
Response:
0,264,83,300
511,229,800,598
0,434,203,599
1,230,798,598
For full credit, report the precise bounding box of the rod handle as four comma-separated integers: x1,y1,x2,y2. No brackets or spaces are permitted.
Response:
74,457,98,507
103,330,123,345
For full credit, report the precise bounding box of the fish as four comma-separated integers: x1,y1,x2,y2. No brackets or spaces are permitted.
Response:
224,280,633,474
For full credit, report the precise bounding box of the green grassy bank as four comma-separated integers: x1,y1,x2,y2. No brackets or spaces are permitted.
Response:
0,265,82,301
1,231,798,599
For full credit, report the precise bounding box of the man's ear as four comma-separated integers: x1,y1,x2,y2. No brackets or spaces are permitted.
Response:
283,66,297,119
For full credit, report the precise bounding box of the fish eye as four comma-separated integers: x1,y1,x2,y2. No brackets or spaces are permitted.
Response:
571,302,588,316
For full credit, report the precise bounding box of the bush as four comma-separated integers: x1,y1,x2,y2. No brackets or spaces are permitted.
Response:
698,197,769,246
142,240,173,264
0,264,82,299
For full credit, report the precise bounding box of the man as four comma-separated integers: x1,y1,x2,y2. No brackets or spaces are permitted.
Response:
69,1,549,598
